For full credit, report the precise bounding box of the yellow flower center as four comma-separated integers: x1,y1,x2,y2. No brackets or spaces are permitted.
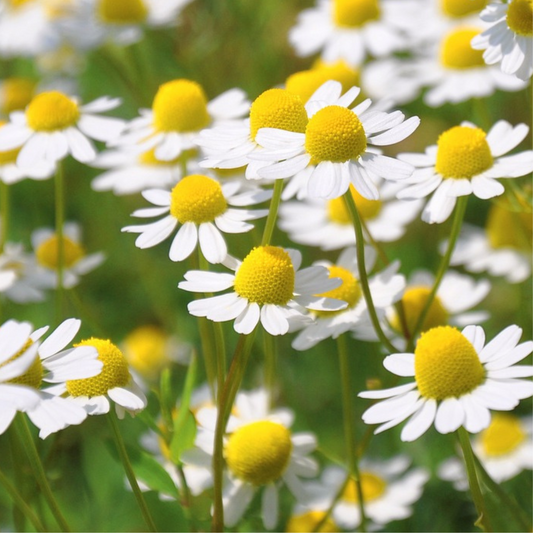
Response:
42,0,74,19
225,420,293,485
333,0,381,28
1,78,35,115
414,326,485,400
35,235,85,269
327,184,382,224
0,122,21,165
152,80,210,133
123,325,170,380
234,246,295,305
26,91,80,132
2,339,43,389
286,511,338,533
249,88,308,141
480,414,526,457
440,28,486,69
486,201,532,251
314,265,361,317
169,174,227,223
66,338,130,397
6,0,34,8
305,106,367,164
440,0,487,18
138,147,183,166
97,0,148,24
342,472,386,503
435,126,493,179
506,0,533,37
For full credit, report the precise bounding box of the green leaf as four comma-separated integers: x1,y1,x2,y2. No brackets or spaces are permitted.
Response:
170,409,197,464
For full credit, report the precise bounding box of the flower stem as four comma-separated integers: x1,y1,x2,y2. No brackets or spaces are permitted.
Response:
261,179,284,246
457,427,493,532
263,330,277,409
176,464,197,532
107,411,158,532
55,162,65,323
0,180,9,254
313,473,350,532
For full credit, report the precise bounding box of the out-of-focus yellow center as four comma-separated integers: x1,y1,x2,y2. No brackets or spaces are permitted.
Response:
333,0,381,28
1,78,35,115
26,91,80,132
327,184,382,224
507,0,533,36
314,265,361,317
234,246,295,305
286,511,338,532
152,80,210,133
3,339,43,389
225,420,292,485
480,414,526,457
415,326,485,400
440,28,486,69
342,472,386,503
0,122,21,165
250,88,308,141
486,201,532,251
123,325,170,380
97,0,148,24
66,338,129,397
170,174,227,223
138,147,182,166
440,0,487,18
305,106,367,164
35,235,85,269
6,0,34,8
42,0,74,19
435,126,493,179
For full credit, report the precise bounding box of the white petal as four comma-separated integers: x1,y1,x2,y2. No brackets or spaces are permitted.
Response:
38,318,81,359
169,222,197,262
65,128,97,163
260,305,289,336
400,399,437,442
234,302,261,334
358,382,417,399
198,223,227,264
262,485,279,530
383,353,415,377
434,398,465,434
461,325,485,354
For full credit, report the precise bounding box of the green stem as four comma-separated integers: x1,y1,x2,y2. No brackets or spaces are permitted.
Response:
261,179,284,246
313,473,350,532
457,427,493,532
107,412,158,532
263,330,276,409
0,181,9,254
176,464,197,532
8,426,28,531
14,414,72,532
55,162,65,323
343,191,398,354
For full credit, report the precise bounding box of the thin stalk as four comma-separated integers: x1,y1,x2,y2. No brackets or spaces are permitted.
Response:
261,179,284,246
176,464,197,532
107,411,158,532
343,191,398,353
55,162,65,323
9,426,27,531
457,427,493,532
14,414,72,532
0,181,9,253
263,330,276,410
313,473,350,532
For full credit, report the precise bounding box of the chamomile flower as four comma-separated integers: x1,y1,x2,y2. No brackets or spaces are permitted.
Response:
31,223,105,289
253,81,419,200
286,508,339,532
472,0,533,81
122,175,270,264
397,121,533,224
359,324,533,441
291,247,405,350
179,246,348,335
0,90,126,167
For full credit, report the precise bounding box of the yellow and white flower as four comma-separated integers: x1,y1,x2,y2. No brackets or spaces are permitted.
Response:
359,324,533,441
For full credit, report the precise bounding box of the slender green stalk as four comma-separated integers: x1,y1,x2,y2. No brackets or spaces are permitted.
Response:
343,191,398,353
0,181,9,254
107,411,158,532
176,464,197,532
55,162,65,323
261,179,284,246
9,426,28,531
457,427,493,532
14,414,72,532
263,330,276,409
313,473,350,532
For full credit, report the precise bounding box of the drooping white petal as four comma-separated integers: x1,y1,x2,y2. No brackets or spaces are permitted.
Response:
400,399,437,442
262,484,279,530
198,223,227,264
169,222,197,262
435,397,465,434
234,302,261,334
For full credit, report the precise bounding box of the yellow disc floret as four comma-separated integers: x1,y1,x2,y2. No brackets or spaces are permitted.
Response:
97,0,148,24
314,265,361,317
6,0,34,8
26,91,80,132
333,0,381,28
139,147,182,166
170,174,227,223
1,77,35,115
327,184,382,224
152,80,210,133
234,246,295,305
123,325,170,380
440,0,487,18
440,28,486,69
225,420,293,485
435,125,493,179
286,511,338,533
305,106,367,164
0,122,21,165
3,339,43,389
66,338,130,397
342,472,386,503
414,326,485,400
480,414,526,457
486,201,532,251
507,0,533,37
35,235,85,269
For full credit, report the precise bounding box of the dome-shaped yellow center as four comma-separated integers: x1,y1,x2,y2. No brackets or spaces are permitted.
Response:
2,339,43,389
333,0,381,28
440,0,487,18
327,184,382,224
507,0,533,36
0,122,21,165
440,28,486,69
35,235,85,269
1,77,35,115
414,326,485,400
342,472,386,503
249,88,308,141
169,174,227,223
314,265,361,317
152,80,210,133
305,106,367,164
97,0,148,24
225,420,293,485
66,338,130,397
123,325,170,380
486,202,532,251
435,126,493,179
26,91,80,132
480,414,526,457
234,246,295,305
286,511,338,533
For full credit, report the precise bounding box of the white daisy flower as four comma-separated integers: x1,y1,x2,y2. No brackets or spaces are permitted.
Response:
252,80,419,201
439,413,533,488
291,247,405,350
396,120,533,224
122,175,271,264
111,80,249,162
359,324,533,442
472,0,533,81
31,222,105,289
179,245,348,335
0,90,126,167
